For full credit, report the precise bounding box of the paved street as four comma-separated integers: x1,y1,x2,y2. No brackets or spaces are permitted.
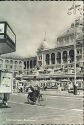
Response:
0,93,83,125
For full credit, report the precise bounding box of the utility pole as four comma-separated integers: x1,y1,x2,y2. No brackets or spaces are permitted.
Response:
67,1,83,95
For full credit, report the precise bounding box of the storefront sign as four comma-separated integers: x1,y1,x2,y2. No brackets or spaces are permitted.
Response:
0,71,13,93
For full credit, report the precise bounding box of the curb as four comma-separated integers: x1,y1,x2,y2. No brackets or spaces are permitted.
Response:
12,92,83,98
44,93,83,98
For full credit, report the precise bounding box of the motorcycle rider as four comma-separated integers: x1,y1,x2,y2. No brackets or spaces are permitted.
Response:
27,84,40,103
27,85,36,102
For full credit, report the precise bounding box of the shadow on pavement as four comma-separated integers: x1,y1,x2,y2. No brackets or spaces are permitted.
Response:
25,101,29,104
0,104,11,108
25,101,36,105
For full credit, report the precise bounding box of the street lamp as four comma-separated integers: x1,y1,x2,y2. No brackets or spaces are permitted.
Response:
67,1,83,95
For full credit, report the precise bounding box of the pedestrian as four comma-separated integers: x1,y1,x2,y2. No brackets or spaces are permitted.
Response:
27,85,35,102
68,83,71,93
3,93,8,106
58,83,61,91
73,83,78,95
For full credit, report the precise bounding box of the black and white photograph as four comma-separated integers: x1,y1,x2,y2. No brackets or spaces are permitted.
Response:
0,0,83,125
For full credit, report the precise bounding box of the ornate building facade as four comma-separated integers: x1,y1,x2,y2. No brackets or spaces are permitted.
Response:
21,18,84,90
0,54,24,76
22,18,84,89
37,18,83,70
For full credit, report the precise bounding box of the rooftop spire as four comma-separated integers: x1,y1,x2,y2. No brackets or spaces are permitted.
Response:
43,31,46,41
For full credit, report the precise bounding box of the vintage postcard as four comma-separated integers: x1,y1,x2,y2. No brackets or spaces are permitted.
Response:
0,0,83,125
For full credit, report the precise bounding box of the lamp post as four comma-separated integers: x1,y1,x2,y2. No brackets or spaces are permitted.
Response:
67,1,83,95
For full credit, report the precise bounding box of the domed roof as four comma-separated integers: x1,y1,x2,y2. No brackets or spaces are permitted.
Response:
42,39,49,50
42,32,49,50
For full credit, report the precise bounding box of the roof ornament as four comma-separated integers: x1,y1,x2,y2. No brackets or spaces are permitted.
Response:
43,31,46,42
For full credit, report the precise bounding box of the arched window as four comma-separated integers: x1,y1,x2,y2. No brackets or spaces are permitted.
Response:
51,53,55,64
62,51,67,63
30,60,32,68
27,61,29,69
0,59,3,64
33,60,37,67
19,61,22,64
57,52,61,64
15,61,18,64
5,60,9,63
46,54,50,65
10,60,13,64
69,50,74,62
24,61,26,69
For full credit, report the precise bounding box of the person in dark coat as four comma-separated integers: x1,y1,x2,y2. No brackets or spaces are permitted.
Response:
27,85,36,102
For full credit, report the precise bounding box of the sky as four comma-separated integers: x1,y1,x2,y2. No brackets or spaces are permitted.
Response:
0,1,83,57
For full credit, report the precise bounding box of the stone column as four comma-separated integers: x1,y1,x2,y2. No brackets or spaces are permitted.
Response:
29,60,30,70
50,54,51,65
21,61,24,74
12,60,15,72
61,51,63,66
37,55,40,68
42,53,45,67
3,59,5,70
55,53,57,65
67,50,70,64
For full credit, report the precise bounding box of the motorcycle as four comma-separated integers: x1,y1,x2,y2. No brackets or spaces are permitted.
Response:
27,91,46,106
27,91,37,105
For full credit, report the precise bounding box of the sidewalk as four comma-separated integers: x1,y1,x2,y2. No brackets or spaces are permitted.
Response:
13,89,83,98
43,89,83,98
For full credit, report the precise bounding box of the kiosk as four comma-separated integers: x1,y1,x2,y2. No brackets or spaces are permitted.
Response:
0,21,16,106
